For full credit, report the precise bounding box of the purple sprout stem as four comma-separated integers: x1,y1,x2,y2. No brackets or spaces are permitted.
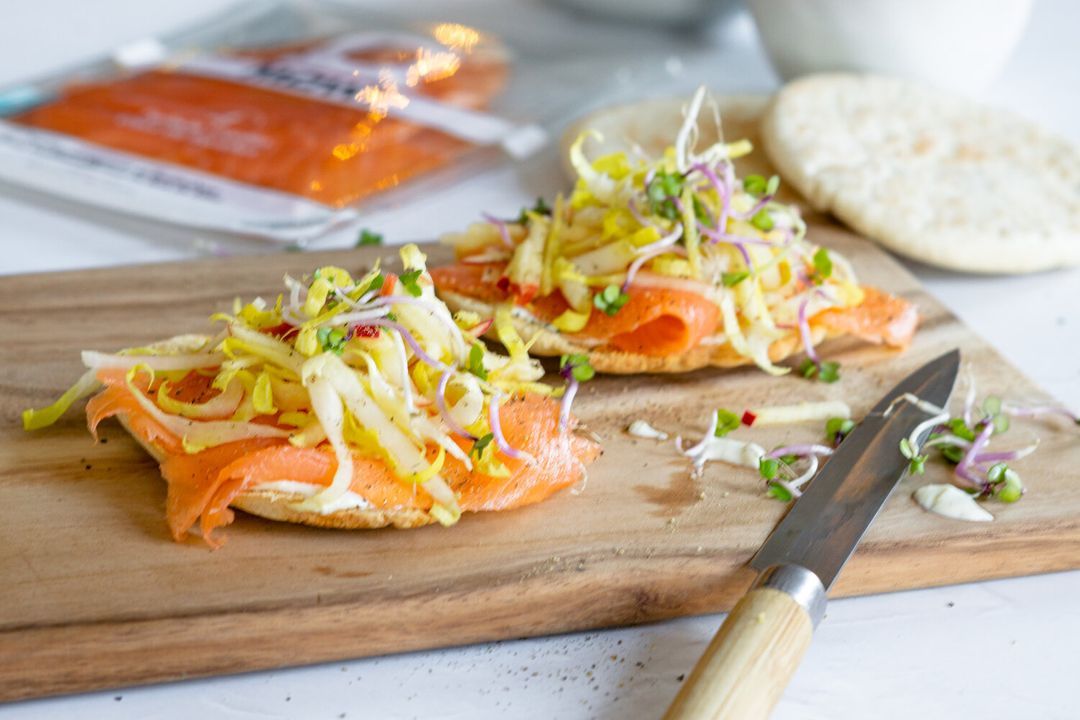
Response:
627,198,652,229
1005,405,1079,423
558,378,578,432
955,422,995,490
436,368,477,442
766,444,834,459
488,391,535,463
797,294,819,365
483,213,514,248
739,193,775,220
359,319,448,373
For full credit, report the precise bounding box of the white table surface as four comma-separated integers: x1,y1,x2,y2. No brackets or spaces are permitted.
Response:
2,1,1078,718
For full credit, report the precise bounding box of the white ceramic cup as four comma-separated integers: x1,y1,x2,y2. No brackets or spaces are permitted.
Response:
746,0,1033,93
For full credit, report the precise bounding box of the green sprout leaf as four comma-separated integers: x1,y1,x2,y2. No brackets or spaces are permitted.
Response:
721,271,749,287
750,209,774,232
356,229,383,247
467,342,488,380
648,171,685,220
899,438,927,474
765,174,781,196
992,413,1011,434
947,418,976,442
316,326,348,355
801,359,841,383
986,462,1008,484
766,481,793,502
817,360,840,383
996,468,1024,503
714,409,741,437
811,248,833,284
560,353,595,383
593,284,629,316
365,272,385,294
825,417,856,444
470,432,494,458
517,197,551,224
979,395,1011,434
940,445,966,464
758,457,780,481
899,438,915,459
399,268,423,298
743,174,767,196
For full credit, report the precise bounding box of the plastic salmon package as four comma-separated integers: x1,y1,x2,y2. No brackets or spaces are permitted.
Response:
0,2,552,242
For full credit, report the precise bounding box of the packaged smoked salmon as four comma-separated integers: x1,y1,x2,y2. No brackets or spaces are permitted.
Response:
0,3,547,241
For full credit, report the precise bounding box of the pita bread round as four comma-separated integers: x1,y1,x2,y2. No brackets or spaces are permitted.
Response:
761,73,1080,273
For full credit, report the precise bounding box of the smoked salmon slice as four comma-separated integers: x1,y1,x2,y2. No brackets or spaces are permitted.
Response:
431,263,721,357
433,263,919,358
815,287,918,348
86,371,599,546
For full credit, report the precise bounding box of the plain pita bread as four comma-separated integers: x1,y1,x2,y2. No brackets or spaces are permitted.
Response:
762,73,1080,273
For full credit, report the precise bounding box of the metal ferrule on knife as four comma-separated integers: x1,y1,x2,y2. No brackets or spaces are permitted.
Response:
754,565,827,628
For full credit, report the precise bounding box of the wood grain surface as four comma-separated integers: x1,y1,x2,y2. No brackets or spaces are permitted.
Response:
2,229,1078,702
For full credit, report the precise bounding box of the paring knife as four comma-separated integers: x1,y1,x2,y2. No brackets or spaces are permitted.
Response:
663,349,960,720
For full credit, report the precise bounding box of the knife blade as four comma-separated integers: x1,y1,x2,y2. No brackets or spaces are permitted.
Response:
750,348,961,590
664,350,960,720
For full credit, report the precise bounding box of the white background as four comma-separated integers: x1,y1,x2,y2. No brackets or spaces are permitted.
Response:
1,1,1078,718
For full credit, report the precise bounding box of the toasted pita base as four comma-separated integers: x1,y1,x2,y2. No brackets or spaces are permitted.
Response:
116,416,436,531
439,289,830,374
231,491,433,530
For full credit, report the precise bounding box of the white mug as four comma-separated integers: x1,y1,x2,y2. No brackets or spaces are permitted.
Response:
746,0,1033,93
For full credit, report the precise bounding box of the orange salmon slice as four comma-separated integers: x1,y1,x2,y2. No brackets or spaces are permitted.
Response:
816,286,918,348
431,263,721,357
86,371,599,546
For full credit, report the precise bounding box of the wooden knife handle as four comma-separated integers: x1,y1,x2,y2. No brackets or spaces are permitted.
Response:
663,565,826,720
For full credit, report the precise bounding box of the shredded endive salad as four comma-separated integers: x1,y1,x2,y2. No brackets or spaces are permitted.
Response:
23,245,571,526
441,86,865,377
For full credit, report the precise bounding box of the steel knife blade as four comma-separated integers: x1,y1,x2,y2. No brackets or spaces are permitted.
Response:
750,348,960,591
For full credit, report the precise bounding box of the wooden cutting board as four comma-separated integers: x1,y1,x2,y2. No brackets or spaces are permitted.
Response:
2,229,1078,702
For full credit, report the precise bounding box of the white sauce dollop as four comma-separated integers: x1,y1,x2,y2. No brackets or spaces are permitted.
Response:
690,436,766,470
913,484,993,522
627,419,669,440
